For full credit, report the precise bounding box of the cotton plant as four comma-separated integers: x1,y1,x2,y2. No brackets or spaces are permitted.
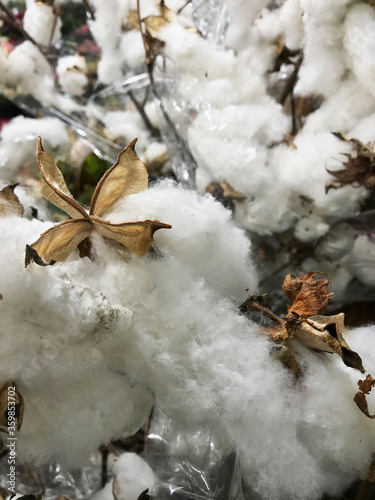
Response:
0,139,375,500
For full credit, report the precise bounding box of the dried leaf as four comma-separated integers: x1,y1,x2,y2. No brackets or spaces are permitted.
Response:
26,138,171,266
270,345,303,377
283,272,334,318
294,314,364,372
37,138,88,220
89,138,148,218
354,391,375,419
355,374,375,419
326,132,375,191
0,381,25,431
206,181,245,212
26,219,92,266
0,184,24,217
137,490,151,500
358,374,375,394
93,217,171,258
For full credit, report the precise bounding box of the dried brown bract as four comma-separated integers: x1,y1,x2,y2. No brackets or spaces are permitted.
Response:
25,138,171,267
0,184,24,217
326,131,375,192
354,374,375,419
206,180,245,212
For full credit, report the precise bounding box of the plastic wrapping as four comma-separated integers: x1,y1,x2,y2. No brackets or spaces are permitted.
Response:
192,0,231,45
0,455,103,499
146,409,244,500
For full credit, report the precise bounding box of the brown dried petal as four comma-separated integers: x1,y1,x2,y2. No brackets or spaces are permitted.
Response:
37,138,88,220
26,219,92,266
143,15,169,37
358,374,375,395
93,217,171,257
89,139,148,218
294,314,364,372
283,272,334,317
354,391,375,419
0,184,24,217
112,476,120,500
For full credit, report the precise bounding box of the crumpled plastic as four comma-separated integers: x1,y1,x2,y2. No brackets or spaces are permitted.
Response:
146,409,244,500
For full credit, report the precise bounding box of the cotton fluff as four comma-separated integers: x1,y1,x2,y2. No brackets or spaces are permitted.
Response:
57,55,89,97
343,4,375,102
23,1,62,45
0,116,69,182
92,453,155,500
1,180,375,499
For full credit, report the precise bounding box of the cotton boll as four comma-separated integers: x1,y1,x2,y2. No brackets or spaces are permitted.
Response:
303,78,375,134
254,8,282,42
159,23,236,80
294,216,329,243
103,111,150,152
23,2,61,45
104,180,257,300
57,55,89,97
344,4,375,101
94,453,155,500
120,30,146,70
346,235,375,287
0,216,154,465
225,0,268,50
279,0,304,50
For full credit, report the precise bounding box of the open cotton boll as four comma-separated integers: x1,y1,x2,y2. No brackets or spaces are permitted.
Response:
0,117,69,182
344,4,375,101
93,453,155,500
57,55,89,97
23,2,61,45
0,216,153,465
159,23,236,80
279,0,304,50
105,179,257,300
119,30,146,69
346,235,375,288
103,111,150,152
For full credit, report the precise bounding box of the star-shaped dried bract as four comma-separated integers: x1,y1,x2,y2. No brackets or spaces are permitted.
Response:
25,138,171,267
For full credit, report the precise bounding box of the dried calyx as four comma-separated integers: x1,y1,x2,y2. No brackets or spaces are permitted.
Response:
25,137,171,267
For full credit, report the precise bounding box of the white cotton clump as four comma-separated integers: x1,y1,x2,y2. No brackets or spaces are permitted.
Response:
0,217,153,465
225,0,269,49
23,2,62,45
343,4,375,101
144,141,168,164
159,23,236,80
119,30,146,69
294,0,350,98
346,235,375,287
93,453,155,500
0,117,69,182
2,180,375,499
294,216,329,243
254,8,282,42
105,180,257,300
56,55,89,96
103,111,150,152
279,0,304,50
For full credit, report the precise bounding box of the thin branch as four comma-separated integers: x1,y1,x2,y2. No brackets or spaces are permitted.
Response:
240,297,285,328
128,89,160,138
277,54,303,106
177,0,192,14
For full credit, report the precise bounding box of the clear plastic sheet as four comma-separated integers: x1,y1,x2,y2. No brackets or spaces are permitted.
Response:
192,0,231,45
0,455,103,499
146,409,244,500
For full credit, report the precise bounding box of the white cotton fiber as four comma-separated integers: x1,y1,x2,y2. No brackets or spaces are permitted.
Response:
23,2,61,46
93,453,155,500
1,178,375,499
57,55,89,97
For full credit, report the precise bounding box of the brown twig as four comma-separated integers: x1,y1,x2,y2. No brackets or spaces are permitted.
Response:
277,54,303,106
177,0,192,14
240,297,285,328
128,89,160,138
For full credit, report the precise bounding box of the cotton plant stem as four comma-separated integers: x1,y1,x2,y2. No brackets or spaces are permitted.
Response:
240,297,285,328
128,89,161,138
